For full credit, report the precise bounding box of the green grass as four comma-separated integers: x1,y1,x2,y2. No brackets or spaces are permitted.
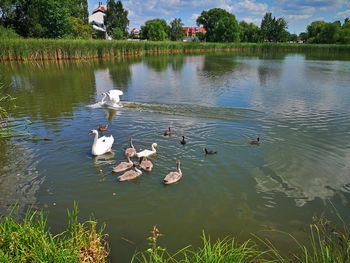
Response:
1,39,350,61
133,215,350,263
0,203,108,262
1,205,349,262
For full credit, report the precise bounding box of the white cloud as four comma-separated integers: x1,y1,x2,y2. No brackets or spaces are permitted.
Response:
286,14,312,21
336,10,350,19
191,13,200,20
241,16,261,25
238,0,268,14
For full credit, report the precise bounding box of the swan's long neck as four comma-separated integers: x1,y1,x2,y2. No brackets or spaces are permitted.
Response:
127,155,132,163
130,138,134,149
151,144,156,152
101,93,107,104
176,162,182,174
135,167,142,174
92,132,99,146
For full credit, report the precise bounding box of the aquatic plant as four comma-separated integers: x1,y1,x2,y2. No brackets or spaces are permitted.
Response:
0,203,109,262
132,226,271,263
0,39,349,61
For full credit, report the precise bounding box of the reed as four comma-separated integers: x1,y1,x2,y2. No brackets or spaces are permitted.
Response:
133,215,350,263
1,39,350,62
132,226,274,263
0,203,108,262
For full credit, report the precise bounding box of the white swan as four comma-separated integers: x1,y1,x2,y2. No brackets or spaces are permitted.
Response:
89,129,114,156
163,160,182,185
101,89,124,108
136,143,158,158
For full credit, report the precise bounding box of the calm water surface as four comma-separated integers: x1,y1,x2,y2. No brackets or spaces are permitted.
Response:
1,53,350,261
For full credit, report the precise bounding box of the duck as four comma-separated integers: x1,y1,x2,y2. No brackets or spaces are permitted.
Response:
112,154,133,173
89,129,114,156
139,156,153,172
136,143,158,158
98,124,108,133
250,137,261,145
163,127,173,136
163,160,182,185
204,148,217,155
125,137,136,157
118,164,142,182
180,136,186,145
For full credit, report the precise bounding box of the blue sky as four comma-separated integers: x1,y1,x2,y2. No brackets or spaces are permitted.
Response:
88,0,350,34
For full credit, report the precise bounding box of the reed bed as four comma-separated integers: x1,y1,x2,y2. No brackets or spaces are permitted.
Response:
0,203,109,262
1,39,350,61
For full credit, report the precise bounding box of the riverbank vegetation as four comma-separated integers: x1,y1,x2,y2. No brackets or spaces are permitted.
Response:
1,1,350,44
1,39,350,62
133,216,350,263
0,204,349,262
0,203,108,262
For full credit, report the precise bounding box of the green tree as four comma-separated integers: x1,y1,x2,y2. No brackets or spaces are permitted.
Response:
69,0,88,22
112,27,124,39
0,0,16,27
318,22,340,43
12,0,43,37
104,0,129,39
15,0,71,38
239,21,260,42
169,18,184,41
66,17,92,39
196,8,239,42
306,20,326,43
299,32,308,42
289,33,298,42
260,12,288,42
338,18,350,44
141,19,169,41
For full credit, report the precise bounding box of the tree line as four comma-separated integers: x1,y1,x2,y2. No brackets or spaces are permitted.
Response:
0,0,349,44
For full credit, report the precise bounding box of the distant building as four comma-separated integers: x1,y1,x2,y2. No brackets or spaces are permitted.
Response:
130,28,140,39
89,2,108,38
183,27,206,38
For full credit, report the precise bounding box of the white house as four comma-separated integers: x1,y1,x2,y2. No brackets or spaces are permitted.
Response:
89,2,108,37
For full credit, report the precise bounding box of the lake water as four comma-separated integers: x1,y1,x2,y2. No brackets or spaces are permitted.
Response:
1,53,350,261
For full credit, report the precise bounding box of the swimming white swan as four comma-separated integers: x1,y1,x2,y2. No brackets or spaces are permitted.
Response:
163,160,182,185
101,89,124,108
89,129,114,156
136,143,158,158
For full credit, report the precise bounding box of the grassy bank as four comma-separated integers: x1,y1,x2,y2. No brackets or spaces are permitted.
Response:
0,203,108,262
133,217,350,263
1,39,350,61
1,205,349,262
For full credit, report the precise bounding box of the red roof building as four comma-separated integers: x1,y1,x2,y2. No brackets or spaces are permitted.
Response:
183,27,206,37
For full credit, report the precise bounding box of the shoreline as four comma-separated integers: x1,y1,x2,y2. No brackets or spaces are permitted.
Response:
1,39,350,62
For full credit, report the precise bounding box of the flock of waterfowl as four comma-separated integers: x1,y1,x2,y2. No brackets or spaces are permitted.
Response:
89,126,183,184
89,89,261,185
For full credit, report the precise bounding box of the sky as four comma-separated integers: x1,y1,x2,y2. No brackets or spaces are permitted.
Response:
88,0,350,34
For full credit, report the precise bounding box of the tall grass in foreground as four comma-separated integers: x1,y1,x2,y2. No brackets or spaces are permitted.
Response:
132,226,274,263
133,215,350,263
0,203,108,262
1,39,350,61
